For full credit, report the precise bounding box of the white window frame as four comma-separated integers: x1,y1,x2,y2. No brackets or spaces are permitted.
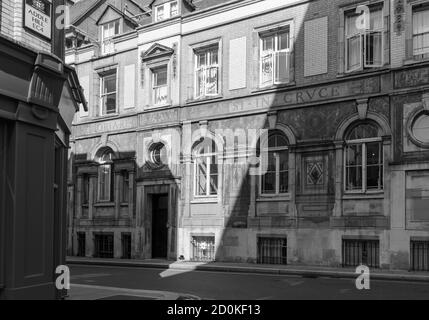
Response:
194,45,220,99
345,4,385,73
101,20,119,55
97,164,112,202
99,70,118,116
155,1,178,22
259,30,291,87
259,142,289,196
152,66,169,106
193,146,219,198
344,137,383,193
412,4,429,56
170,1,178,17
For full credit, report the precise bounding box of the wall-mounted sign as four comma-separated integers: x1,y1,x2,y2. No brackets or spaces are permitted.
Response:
24,0,52,40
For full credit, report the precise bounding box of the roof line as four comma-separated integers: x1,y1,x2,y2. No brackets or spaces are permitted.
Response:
71,0,106,25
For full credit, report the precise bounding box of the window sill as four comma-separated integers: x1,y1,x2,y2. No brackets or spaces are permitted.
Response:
252,82,296,94
403,57,429,66
257,194,291,202
342,191,384,200
337,66,389,78
191,197,219,204
94,202,115,207
186,95,223,105
146,102,172,110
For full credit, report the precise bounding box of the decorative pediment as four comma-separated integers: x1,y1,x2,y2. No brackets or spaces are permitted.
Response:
141,43,174,62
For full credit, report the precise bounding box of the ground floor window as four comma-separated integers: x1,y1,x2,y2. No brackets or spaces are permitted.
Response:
94,233,114,258
410,240,429,271
342,238,379,268
77,232,86,257
121,233,131,259
257,237,287,265
191,236,215,262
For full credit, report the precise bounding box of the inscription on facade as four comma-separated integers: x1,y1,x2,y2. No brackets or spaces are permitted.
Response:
140,109,179,126
395,67,429,89
185,77,380,120
74,116,137,137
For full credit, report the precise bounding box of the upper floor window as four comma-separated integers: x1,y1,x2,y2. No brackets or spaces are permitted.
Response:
195,45,219,98
152,66,168,106
100,70,117,115
413,4,429,57
97,149,115,202
194,139,218,197
345,123,383,192
345,4,384,72
155,1,179,22
101,20,119,54
260,30,291,86
260,130,289,195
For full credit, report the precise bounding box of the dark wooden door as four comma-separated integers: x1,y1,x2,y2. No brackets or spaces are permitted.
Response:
152,194,168,258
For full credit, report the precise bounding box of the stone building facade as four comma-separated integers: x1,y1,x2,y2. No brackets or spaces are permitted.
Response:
66,0,429,270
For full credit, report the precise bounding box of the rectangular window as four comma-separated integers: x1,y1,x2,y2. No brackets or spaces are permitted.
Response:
152,66,168,106
121,170,129,203
257,237,287,265
191,236,215,262
94,234,114,258
98,164,112,202
82,174,90,205
101,20,119,54
195,46,219,98
413,5,429,56
170,1,178,17
121,233,132,259
345,5,384,72
345,141,383,192
342,239,380,268
410,240,429,271
260,30,290,86
100,71,117,115
157,5,164,21
195,155,218,197
155,1,178,22
77,232,86,257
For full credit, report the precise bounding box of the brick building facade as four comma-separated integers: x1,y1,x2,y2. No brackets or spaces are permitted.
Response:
66,0,429,270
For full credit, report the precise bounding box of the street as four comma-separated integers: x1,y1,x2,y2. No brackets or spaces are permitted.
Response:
69,265,429,300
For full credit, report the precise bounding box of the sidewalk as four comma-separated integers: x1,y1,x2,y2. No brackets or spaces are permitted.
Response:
66,256,429,282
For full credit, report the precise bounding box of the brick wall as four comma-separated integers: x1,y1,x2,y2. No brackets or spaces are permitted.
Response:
0,0,51,52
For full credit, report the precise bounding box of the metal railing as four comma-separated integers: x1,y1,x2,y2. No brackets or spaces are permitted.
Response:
257,237,287,265
191,236,215,262
342,239,379,268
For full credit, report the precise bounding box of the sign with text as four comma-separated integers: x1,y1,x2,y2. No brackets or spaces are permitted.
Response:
24,0,52,40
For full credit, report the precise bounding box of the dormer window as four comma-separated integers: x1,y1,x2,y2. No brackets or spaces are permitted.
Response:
154,1,179,22
101,20,120,54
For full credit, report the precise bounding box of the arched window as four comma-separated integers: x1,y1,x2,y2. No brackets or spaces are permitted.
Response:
97,148,115,202
345,122,383,192
194,139,218,197
261,130,289,195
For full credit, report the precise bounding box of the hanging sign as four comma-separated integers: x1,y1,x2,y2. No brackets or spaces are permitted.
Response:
24,0,52,40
